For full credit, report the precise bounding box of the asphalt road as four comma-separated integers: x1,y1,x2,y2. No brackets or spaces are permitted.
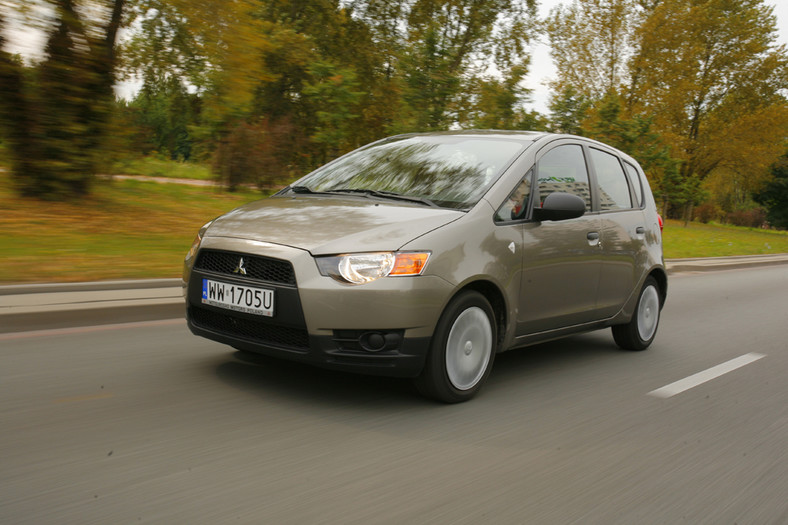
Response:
2,266,787,524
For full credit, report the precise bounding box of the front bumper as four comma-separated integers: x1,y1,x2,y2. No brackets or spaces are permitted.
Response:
185,236,452,378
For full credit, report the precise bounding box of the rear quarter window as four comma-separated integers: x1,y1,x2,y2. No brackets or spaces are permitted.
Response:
623,162,645,208
590,148,632,211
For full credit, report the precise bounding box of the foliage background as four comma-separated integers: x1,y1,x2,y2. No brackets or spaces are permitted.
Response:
1,0,787,227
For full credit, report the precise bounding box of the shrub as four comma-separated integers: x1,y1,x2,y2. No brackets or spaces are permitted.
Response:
694,202,723,223
726,207,767,228
212,118,303,192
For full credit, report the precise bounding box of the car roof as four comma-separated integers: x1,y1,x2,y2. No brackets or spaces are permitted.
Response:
387,130,551,143
363,130,643,171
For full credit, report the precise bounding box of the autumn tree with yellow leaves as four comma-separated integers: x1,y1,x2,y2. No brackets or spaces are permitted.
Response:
547,0,788,220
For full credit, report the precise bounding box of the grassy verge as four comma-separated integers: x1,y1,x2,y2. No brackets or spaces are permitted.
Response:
1,176,786,284
0,175,262,283
111,156,214,180
662,219,788,258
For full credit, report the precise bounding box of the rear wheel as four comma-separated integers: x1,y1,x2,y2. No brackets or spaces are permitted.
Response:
415,290,497,403
612,276,661,351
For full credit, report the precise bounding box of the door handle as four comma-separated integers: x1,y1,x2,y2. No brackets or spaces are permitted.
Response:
587,232,600,241
636,226,646,234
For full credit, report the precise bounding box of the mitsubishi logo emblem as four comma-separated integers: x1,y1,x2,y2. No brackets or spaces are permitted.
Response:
233,257,247,276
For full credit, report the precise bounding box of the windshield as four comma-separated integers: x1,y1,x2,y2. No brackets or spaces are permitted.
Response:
293,135,528,209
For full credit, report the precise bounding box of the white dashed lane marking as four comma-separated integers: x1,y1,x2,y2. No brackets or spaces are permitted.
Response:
648,353,766,398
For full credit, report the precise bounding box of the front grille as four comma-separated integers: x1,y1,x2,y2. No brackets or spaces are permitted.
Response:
195,250,296,285
190,306,309,351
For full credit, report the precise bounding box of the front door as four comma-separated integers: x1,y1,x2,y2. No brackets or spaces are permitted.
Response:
517,143,603,334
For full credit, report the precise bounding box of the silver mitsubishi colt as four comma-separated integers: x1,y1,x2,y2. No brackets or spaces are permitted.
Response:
184,131,667,402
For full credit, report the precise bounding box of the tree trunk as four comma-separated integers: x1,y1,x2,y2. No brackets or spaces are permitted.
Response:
0,0,127,199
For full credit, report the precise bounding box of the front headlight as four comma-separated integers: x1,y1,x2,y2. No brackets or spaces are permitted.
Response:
338,252,396,284
316,251,431,285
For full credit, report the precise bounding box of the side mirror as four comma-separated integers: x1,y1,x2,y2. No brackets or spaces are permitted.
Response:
533,192,586,222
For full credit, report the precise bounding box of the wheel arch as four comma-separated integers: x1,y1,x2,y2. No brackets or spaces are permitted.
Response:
649,267,668,308
455,279,508,350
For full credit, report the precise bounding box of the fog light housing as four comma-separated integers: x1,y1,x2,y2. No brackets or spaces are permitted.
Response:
360,332,387,352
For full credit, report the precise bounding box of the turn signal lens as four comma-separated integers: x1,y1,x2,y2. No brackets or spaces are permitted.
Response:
390,252,431,276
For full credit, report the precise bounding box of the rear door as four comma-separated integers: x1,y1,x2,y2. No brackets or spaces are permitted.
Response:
587,147,648,317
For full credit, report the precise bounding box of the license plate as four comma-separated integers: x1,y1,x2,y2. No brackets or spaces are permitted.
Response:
201,279,274,317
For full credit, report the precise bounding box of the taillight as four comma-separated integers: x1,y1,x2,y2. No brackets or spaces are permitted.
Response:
657,214,664,232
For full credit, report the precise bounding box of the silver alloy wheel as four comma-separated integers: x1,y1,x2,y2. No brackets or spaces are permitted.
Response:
445,306,493,391
637,285,660,341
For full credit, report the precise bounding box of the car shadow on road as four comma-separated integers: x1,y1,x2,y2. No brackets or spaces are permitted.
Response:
216,349,424,407
492,331,627,380
210,330,630,411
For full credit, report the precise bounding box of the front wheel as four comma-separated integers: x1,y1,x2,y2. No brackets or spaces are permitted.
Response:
415,290,497,403
612,276,662,351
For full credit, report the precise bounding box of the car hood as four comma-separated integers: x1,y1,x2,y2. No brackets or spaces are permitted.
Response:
204,195,464,254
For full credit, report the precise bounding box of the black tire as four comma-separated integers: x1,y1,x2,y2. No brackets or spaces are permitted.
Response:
612,276,662,351
415,290,497,403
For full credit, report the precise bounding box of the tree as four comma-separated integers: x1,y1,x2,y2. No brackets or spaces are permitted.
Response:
0,22,37,186
545,0,639,100
458,60,535,129
584,92,685,215
548,85,590,134
542,0,788,220
628,0,788,217
401,22,462,129
0,0,126,198
303,61,364,162
124,0,381,174
120,0,544,187
126,74,200,160
123,0,273,125
401,0,537,129
754,153,788,229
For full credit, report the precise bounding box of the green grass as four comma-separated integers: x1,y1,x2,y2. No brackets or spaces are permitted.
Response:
662,219,788,258
1,175,786,284
112,156,214,180
0,174,263,283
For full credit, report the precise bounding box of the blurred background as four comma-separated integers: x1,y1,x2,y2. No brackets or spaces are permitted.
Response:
1,0,787,282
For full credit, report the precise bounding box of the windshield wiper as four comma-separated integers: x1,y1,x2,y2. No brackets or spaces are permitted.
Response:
289,185,324,194
291,185,439,207
329,188,438,207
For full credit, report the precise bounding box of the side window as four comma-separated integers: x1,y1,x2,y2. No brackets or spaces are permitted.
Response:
536,145,591,211
495,172,532,222
590,148,632,210
623,162,644,207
